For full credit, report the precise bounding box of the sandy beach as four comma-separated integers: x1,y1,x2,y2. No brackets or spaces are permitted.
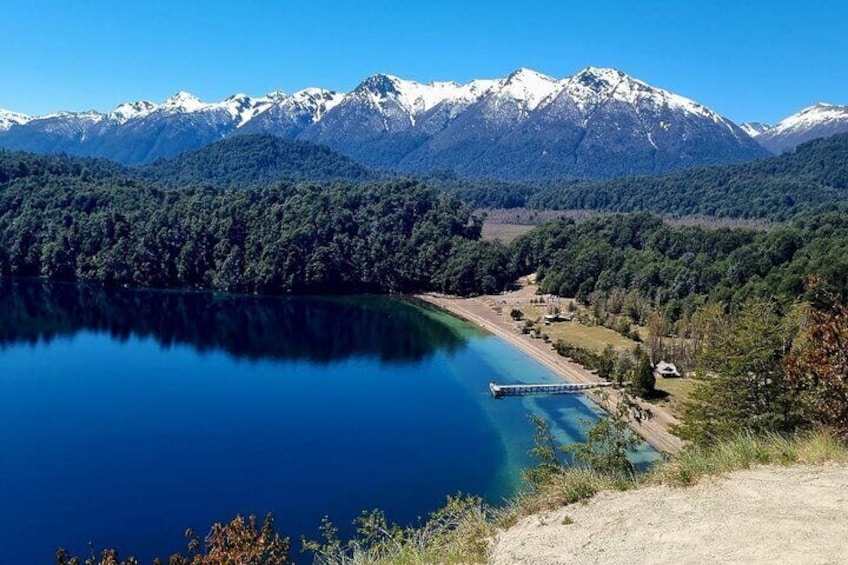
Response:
417,292,683,454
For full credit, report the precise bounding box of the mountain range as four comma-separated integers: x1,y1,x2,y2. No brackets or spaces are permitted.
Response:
1,68,845,180
743,103,848,154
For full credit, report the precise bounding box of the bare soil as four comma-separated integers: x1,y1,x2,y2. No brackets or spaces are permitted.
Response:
490,464,848,565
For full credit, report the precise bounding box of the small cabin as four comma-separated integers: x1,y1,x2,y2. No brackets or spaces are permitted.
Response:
654,361,682,379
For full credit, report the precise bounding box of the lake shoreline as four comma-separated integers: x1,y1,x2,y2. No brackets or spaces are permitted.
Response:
416,292,684,454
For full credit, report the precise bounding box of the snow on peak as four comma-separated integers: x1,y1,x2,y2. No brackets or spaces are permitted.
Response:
352,73,492,119
740,122,771,138
0,67,754,141
768,102,848,135
354,74,403,96
291,87,341,102
496,68,562,110
265,89,288,100
573,66,626,87
108,100,159,124
562,66,731,129
0,109,32,130
36,110,105,123
162,91,205,111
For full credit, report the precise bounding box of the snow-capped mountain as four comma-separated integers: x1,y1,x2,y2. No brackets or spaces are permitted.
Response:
740,122,771,138
0,68,771,179
239,88,344,138
0,109,31,131
394,67,767,179
756,103,848,154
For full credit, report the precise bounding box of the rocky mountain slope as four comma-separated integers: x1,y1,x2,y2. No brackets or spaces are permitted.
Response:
755,103,848,154
0,67,771,180
740,121,771,138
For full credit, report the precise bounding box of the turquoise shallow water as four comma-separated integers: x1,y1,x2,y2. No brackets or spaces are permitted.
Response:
0,279,657,564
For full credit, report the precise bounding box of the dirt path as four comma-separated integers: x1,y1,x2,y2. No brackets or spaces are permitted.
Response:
490,464,848,564
418,293,683,454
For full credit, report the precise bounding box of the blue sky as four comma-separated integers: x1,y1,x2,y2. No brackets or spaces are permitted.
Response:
1,0,845,123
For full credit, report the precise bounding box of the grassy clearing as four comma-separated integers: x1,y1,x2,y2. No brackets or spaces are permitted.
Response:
480,222,535,243
317,431,848,565
651,377,698,417
516,305,639,353
548,321,638,352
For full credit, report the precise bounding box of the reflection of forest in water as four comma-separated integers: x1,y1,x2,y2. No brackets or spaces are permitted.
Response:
0,278,470,363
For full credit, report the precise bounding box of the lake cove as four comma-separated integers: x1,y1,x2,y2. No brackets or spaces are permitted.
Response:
0,279,657,564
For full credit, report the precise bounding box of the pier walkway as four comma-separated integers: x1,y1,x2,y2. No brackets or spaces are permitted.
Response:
489,381,613,398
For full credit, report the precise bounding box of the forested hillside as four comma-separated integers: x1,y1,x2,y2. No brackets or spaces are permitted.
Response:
3,145,848,312
139,134,380,187
0,150,129,184
512,211,848,324
0,152,509,295
528,134,848,220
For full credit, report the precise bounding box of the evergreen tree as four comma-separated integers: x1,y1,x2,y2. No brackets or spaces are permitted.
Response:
677,300,799,444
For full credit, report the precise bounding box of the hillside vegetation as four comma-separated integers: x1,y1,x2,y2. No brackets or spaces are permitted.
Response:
139,134,380,187
513,210,848,325
0,151,510,295
528,133,848,220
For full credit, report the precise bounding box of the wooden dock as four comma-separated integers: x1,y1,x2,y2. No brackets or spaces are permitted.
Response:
489,381,613,398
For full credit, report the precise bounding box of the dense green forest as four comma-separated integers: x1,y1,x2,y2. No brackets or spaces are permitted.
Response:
512,210,848,323
138,137,538,208
417,170,541,209
0,151,511,294
3,139,848,309
527,134,848,220
139,134,380,187
7,131,847,219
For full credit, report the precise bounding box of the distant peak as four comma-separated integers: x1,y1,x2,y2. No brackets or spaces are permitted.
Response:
107,100,158,123
354,74,402,96
0,108,32,130
505,67,555,83
798,102,845,113
162,91,205,110
786,102,848,119
740,122,771,137
578,66,626,76
293,87,333,97
0,108,31,119
224,93,251,102
115,100,157,110
165,90,199,102
573,66,628,88
265,89,288,100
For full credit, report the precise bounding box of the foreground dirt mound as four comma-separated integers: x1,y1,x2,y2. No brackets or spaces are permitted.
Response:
491,465,848,565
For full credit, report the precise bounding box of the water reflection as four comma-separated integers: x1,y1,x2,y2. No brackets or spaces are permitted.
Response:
0,278,470,362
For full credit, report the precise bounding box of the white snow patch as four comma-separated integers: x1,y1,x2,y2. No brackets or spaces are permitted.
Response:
0,109,32,130
740,122,771,138
765,103,848,136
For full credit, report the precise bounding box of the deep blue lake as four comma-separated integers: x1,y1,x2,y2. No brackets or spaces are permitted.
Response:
0,279,656,564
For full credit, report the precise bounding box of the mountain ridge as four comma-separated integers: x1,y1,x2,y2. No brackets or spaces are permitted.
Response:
756,103,848,154
0,67,774,179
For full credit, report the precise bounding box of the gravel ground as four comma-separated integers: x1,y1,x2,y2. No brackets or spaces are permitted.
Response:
490,465,848,565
